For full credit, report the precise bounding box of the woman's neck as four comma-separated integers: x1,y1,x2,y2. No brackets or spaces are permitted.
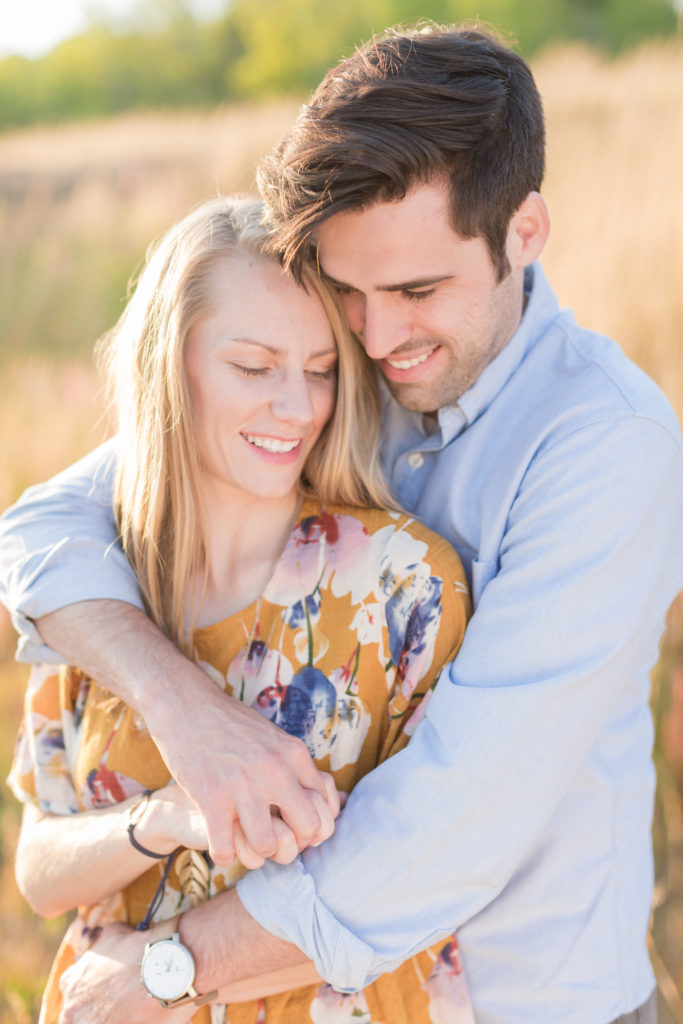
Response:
191,484,302,627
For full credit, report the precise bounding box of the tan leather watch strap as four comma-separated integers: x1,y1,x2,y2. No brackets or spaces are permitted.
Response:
161,987,218,1009
150,913,180,943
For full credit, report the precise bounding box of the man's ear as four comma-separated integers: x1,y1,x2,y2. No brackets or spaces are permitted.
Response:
507,192,550,269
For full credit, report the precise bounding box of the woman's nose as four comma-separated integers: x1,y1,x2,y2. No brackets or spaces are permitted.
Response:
270,374,315,426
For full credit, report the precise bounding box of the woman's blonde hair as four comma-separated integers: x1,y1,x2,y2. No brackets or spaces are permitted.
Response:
99,196,394,653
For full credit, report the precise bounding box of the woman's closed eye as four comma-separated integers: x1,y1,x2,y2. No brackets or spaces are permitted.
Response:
230,363,271,378
229,363,336,382
305,366,337,382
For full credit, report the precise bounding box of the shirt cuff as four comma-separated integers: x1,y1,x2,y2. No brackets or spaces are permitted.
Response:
237,856,375,992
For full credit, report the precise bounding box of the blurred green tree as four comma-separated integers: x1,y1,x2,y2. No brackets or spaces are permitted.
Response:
0,0,677,129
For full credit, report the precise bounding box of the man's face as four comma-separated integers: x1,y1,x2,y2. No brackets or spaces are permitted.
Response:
315,182,526,414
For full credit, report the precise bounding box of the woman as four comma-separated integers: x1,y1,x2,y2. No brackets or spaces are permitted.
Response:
9,197,474,1023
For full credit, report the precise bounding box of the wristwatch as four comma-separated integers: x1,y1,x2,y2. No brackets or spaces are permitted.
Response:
140,914,218,1008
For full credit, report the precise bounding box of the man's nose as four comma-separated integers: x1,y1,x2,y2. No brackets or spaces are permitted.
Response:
359,296,412,361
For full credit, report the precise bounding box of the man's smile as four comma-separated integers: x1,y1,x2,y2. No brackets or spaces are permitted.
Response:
386,350,434,370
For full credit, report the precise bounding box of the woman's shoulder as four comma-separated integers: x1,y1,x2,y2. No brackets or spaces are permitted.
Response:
300,497,467,585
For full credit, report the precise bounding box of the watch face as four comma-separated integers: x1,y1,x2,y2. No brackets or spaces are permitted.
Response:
141,938,195,1000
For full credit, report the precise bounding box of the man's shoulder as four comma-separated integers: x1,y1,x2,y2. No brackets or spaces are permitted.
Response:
508,314,682,452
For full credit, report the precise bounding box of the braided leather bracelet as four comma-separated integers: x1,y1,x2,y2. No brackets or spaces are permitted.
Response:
126,789,169,859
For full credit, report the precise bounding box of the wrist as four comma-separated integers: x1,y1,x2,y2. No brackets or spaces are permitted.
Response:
129,791,179,858
140,914,218,1008
180,890,240,992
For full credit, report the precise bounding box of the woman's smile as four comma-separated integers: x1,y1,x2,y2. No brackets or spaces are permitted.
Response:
185,256,337,503
241,433,304,461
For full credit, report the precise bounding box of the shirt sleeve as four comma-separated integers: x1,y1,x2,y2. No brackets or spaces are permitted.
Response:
0,439,143,663
237,414,683,991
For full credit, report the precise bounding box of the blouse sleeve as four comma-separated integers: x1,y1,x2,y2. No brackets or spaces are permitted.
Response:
379,524,471,761
7,663,81,815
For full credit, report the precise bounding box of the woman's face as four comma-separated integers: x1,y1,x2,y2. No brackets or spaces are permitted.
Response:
185,254,338,504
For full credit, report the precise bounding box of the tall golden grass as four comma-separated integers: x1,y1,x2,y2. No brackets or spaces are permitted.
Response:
0,40,682,1023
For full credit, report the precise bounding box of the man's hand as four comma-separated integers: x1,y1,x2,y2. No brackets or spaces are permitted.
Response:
59,924,192,1024
58,892,313,1023
37,601,340,866
149,688,339,867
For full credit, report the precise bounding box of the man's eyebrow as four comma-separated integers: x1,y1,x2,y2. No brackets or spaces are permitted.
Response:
381,274,453,292
227,337,336,360
320,272,453,293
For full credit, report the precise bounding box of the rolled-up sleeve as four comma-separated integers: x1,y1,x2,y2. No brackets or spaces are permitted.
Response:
238,415,683,990
0,440,142,663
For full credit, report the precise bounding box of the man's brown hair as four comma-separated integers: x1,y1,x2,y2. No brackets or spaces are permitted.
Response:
258,23,545,281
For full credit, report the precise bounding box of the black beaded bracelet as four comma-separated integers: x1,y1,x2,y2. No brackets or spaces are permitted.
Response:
126,789,169,859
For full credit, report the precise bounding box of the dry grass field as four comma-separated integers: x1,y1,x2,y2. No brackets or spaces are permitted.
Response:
1,39,682,1022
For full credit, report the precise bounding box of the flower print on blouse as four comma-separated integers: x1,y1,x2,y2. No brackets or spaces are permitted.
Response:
9,498,474,1024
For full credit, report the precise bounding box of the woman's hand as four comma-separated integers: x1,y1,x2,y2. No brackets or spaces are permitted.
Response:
137,776,339,868
133,783,210,856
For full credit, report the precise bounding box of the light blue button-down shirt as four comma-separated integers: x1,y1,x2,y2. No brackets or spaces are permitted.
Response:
2,264,683,1023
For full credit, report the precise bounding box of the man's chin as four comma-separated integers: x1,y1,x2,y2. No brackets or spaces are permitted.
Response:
382,374,445,414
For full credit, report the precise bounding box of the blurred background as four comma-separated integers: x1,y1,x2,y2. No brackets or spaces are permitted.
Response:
1,0,682,1020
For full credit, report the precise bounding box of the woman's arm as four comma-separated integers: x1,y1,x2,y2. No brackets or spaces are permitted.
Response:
15,782,311,918
0,442,338,867
15,783,208,918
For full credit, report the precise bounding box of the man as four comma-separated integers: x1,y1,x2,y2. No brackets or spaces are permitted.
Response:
2,24,682,1024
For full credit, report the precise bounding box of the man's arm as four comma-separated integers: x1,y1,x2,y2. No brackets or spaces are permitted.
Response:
231,415,683,989
36,600,337,866
0,446,338,865
57,892,308,1024
0,440,137,662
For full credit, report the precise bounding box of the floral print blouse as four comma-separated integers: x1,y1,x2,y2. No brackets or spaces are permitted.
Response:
10,498,475,1024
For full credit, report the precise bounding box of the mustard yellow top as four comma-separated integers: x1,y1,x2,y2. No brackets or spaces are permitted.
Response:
10,498,474,1024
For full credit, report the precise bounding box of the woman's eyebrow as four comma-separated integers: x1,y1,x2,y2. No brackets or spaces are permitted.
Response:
227,337,337,360
226,337,280,353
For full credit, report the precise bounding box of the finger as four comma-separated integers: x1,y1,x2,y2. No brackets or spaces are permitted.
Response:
273,781,326,850
288,743,332,801
319,772,341,819
234,797,280,860
233,820,265,869
270,817,299,864
203,806,236,867
307,790,336,847
187,809,210,850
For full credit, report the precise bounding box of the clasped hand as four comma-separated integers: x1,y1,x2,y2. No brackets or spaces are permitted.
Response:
145,772,338,868
147,682,341,867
